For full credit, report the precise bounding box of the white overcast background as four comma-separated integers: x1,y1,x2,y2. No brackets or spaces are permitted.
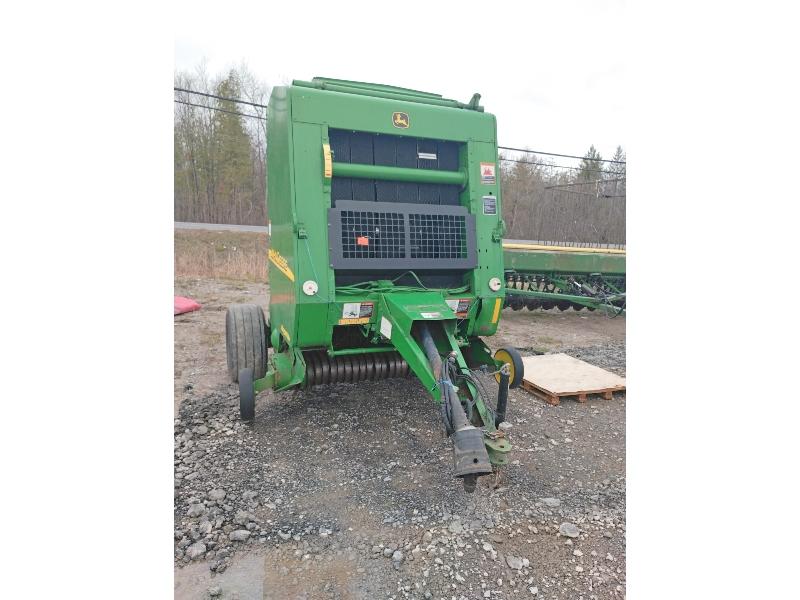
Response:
6,1,800,598
174,1,626,166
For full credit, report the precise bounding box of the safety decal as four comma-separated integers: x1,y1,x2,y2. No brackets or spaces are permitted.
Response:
446,298,471,317
268,248,295,282
480,162,496,185
339,302,374,325
482,195,497,215
322,143,333,178
420,312,441,319
380,316,393,339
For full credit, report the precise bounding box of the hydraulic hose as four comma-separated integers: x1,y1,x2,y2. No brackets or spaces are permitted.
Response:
418,323,470,432
418,322,493,486
419,324,442,380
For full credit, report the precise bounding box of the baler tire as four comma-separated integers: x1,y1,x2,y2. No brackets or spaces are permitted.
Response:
226,304,267,383
239,367,255,422
494,347,525,389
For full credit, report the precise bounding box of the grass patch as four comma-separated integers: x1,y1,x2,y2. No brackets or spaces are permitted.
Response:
175,229,268,282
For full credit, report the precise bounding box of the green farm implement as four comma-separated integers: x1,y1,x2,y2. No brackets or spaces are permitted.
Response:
502,242,626,314
225,78,524,492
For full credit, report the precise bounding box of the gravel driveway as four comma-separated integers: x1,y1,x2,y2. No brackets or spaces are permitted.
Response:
174,277,626,599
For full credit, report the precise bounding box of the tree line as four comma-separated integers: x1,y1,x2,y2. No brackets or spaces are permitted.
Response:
499,144,626,245
174,63,269,225
174,65,625,243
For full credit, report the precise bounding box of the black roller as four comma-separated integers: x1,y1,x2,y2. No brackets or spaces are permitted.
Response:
557,301,571,311
364,354,375,381
351,355,360,382
313,352,324,385
321,354,331,385
344,356,354,383
302,350,414,387
357,354,367,382
371,355,381,380
364,354,373,381
306,352,319,387
329,356,339,384
353,354,366,381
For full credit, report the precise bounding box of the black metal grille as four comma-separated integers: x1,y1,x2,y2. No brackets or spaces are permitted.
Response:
409,213,468,259
329,201,477,270
340,210,405,259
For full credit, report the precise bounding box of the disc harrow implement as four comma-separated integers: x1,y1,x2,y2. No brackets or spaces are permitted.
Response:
502,243,626,314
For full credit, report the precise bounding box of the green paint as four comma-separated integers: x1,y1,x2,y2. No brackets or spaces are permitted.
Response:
253,78,511,465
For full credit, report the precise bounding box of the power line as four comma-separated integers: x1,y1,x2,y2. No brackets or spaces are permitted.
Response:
546,177,626,189
174,99,266,121
174,87,268,110
173,86,626,168
499,145,626,165
499,156,610,175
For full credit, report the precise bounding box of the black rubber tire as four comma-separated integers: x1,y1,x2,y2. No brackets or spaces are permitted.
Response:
239,367,255,422
494,346,525,389
226,304,267,383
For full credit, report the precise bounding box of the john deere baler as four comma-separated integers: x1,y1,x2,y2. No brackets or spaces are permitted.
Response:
226,77,523,492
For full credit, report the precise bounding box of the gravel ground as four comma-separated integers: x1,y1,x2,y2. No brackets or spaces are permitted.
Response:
174,277,626,599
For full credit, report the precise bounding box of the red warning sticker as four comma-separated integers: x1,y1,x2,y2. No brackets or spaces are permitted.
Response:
356,236,369,246
480,162,496,185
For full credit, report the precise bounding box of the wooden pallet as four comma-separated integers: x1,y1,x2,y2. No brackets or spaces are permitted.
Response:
519,353,626,406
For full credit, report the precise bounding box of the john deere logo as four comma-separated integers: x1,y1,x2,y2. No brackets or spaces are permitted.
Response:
392,112,409,128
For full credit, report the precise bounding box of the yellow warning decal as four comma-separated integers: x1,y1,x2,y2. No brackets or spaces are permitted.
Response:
279,324,291,343
322,143,333,178
268,248,295,282
491,297,502,324
338,317,370,325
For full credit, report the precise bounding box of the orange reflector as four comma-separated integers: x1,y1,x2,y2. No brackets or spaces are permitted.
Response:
356,236,369,246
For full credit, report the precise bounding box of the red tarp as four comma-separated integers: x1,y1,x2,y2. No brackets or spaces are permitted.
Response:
174,296,202,315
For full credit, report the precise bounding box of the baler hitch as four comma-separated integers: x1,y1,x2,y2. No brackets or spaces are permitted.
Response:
418,323,493,492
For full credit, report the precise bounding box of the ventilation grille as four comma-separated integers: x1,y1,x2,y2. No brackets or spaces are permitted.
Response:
341,210,405,259
410,214,468,259
329,201,476,270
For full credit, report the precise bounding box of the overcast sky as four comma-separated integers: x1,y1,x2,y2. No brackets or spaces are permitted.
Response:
175,1,625,168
